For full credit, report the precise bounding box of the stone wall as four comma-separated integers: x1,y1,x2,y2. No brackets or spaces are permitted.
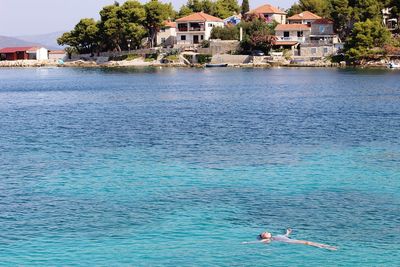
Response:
198,40,240,55
211,54,250,64
299,45,337,58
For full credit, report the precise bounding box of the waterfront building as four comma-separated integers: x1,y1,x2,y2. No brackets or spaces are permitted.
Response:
287,11,321,25
246,4,286,24
176,12,224,45
274,18,341,58
0,46,48,61
157,20,177,47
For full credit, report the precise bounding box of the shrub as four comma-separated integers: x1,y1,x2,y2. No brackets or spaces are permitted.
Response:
145,53,158,60
109,53,140,61
163,54,180,63
197,54,212,64
210,26,239,40
201,40,210,48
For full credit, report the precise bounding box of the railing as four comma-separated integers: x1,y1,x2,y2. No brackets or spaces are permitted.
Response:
189,27,205,31
277,37,306,42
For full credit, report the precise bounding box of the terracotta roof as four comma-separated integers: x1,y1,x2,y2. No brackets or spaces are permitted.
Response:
274,41,298,46
275,24,310,31
163,21,176,28
176,12,223,22
288,11,321,20
49,50,66,54
313,18,334,24
247,4,286,15
0,46,38,53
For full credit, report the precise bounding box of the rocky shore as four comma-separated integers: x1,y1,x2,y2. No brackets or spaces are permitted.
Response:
0,57,391,69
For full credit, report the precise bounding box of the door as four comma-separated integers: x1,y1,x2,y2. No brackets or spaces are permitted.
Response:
193,35,199,44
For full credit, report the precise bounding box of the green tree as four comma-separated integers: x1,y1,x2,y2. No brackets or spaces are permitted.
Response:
145,0,174,47
187,0,204,12
98,3,123,51
178,5,194,18
238,17,277,53
298,0,331,17
330,0,352,40
213,0,240,19
57,18,99,55
352,0,383,22
241,0,250,15
211,26,239,39
345,19,392,62
202,0,215,14
119,0,147,49
286,3,303,17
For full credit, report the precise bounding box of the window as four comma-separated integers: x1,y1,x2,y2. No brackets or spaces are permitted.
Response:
311,48,317,54
178,23,188,31
284,31,290,38
323,47,328,53
201,35,204,40
208,23,213,27
181,35,186,41
297,31,303,37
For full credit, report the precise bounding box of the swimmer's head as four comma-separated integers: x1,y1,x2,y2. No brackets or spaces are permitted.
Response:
258,232,272,240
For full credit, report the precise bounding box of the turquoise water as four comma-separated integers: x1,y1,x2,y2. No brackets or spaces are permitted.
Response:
0,67,399,266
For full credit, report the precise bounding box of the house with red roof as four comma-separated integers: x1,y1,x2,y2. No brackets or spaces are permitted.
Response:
246,4,287,24
157,20,177,47
175,12,224,45
0,46,48,61
273,17,342,58
287,11,322,25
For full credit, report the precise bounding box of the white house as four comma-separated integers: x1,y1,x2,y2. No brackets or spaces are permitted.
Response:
275,24,311,43
175,12,224,45
157,20,177,47
246,4,287,24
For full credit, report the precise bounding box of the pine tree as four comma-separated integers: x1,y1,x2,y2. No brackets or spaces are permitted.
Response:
241,0,249,15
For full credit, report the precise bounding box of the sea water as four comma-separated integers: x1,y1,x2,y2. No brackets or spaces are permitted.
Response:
0,67,399,266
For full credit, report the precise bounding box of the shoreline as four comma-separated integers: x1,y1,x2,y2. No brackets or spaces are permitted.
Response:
0,59,392,69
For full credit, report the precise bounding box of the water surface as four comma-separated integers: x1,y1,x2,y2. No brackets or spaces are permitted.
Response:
0,67,399,266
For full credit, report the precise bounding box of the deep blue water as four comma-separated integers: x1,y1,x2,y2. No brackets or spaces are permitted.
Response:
0,67,399,266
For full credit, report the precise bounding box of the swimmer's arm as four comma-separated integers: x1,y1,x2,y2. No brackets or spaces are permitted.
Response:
242,239,271,244
285,228,292,237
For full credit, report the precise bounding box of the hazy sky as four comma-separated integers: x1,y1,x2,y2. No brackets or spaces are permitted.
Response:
0,0,296,36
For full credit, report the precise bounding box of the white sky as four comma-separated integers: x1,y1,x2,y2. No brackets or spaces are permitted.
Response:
0,0,296,36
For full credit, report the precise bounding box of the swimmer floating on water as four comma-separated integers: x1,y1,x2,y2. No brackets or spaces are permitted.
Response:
243,228,338,251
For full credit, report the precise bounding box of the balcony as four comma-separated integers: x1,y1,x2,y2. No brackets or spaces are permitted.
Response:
189,27,205,32
278,36,306,43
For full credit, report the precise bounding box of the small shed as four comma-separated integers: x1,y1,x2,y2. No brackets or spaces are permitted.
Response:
0,46,48,61
49,50,67,60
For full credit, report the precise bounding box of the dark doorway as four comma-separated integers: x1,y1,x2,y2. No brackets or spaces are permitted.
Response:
193,35,199,44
